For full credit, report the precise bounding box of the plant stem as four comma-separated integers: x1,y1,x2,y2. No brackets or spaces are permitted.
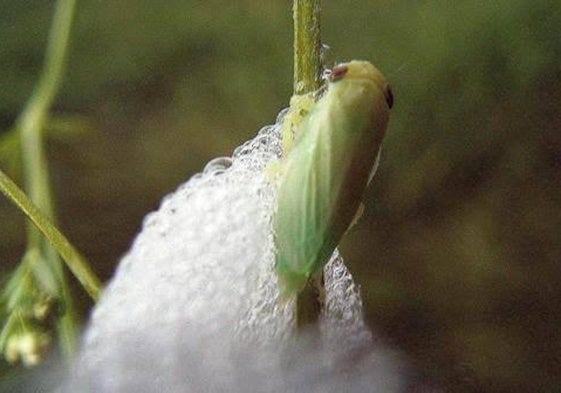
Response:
296,279,322,329
293,0,322,95
15,0,80,357
292,0,323,329
0,168,101,301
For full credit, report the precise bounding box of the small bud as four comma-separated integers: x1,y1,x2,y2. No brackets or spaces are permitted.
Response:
4,331,51,367
33,297,54,321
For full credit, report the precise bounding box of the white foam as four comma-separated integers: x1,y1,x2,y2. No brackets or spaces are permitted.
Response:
65,110,405,392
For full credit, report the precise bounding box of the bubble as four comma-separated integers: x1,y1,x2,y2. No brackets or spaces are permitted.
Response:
203,157,233,174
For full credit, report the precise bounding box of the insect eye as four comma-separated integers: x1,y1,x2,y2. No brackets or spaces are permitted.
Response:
330,65,348,81
384,84,394,109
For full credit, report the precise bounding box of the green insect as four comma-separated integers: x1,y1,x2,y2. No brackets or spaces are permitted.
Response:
274,60,393,296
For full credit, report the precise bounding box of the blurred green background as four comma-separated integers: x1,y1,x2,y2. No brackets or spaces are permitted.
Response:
1,0,560,392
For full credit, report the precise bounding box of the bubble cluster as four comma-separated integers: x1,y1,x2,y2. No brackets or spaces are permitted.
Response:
65,110,406,392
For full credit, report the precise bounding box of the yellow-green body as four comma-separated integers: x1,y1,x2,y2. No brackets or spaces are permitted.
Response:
274,60,392,294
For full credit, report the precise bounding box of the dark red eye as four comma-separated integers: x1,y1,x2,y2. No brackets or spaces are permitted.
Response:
384,84,394,109
330,65,348,81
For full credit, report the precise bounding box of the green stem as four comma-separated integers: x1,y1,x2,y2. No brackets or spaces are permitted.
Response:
0,168,101,302
293,0,322,95
292,0,323,329
17,0,76,223
15,0,80,357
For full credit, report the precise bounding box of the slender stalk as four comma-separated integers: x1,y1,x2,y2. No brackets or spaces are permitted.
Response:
292,0,323,329
17,0,76,227
296,279,322,329
15,0,80,357
293,0,322,95
0,169,101,301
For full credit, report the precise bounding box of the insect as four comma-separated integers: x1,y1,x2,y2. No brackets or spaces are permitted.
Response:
273,60,393,296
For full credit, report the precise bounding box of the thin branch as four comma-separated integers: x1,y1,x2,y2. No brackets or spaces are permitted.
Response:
0,168,101,301
293,0,322,95
14,0,81,357
292,0,323,329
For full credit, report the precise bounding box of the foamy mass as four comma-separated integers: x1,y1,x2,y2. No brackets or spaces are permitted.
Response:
64,110,407,393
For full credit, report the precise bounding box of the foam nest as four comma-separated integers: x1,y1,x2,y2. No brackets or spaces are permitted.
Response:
64,110,406,393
